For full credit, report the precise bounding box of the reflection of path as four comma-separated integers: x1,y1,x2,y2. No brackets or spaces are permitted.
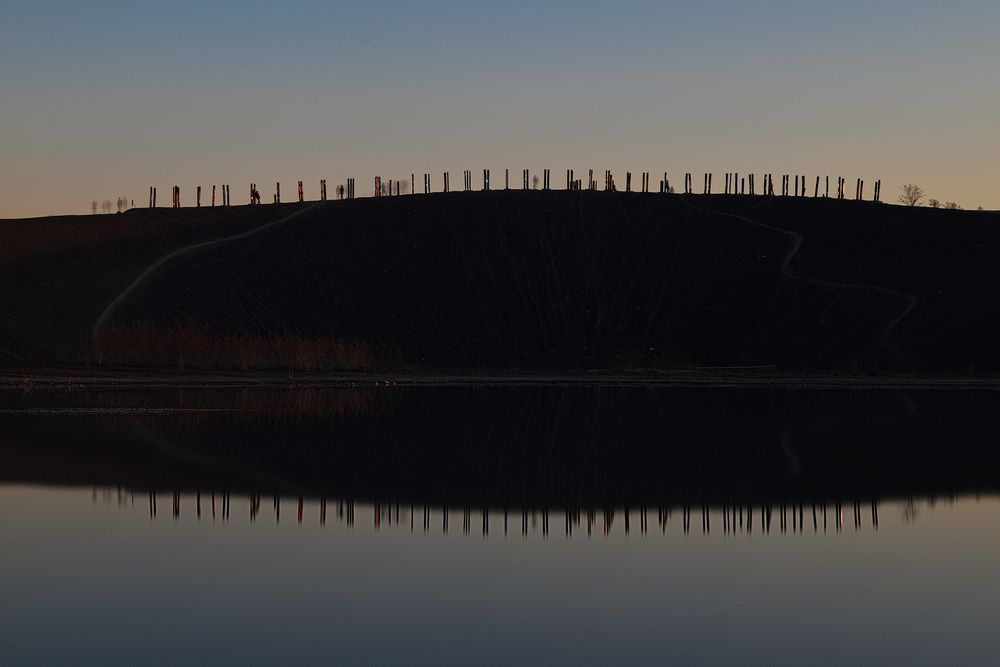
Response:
777,390,918,477
93,204,320,337
679,196,918,356
98,488,891,538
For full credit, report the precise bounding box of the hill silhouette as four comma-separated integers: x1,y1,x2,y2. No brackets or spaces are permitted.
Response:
1,191,998,372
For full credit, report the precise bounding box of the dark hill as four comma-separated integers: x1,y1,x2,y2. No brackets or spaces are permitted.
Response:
2,191,998,372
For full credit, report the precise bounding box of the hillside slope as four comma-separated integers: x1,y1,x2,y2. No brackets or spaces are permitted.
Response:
2,191,998,371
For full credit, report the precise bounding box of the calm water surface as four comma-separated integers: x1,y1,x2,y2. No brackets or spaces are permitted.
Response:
1,385,999,665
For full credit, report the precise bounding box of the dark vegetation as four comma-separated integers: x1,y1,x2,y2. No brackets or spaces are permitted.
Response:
1,191,998,373
93,322,400,371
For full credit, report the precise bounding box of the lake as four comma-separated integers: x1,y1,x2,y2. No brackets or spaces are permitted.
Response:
1,384,999,664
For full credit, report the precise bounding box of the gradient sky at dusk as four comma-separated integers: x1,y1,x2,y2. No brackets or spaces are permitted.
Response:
2,0,997,217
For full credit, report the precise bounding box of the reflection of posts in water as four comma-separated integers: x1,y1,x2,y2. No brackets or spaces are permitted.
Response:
837,501,843,531
321,499,326,526
872,501,879,530
196,492,201,520
149,492,156,518
173,492,180,519
274,495,280,524
298,497,304,525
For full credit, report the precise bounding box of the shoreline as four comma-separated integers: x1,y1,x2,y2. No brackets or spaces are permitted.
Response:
6,366,1000,391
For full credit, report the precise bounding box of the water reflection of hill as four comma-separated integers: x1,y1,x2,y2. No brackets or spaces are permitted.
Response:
2,386,999,508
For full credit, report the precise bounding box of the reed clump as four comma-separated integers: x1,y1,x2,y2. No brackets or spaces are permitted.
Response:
93,322,401,371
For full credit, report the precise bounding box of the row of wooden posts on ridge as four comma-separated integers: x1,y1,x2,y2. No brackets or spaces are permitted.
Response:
147,169,883,208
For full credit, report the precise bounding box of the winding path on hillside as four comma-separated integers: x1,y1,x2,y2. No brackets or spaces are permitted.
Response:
92,204,321,338
680,197,918,357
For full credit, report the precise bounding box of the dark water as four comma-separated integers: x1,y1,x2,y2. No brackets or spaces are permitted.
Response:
2,385,1000,665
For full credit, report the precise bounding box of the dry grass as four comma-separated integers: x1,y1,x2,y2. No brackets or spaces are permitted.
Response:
93,322,402,371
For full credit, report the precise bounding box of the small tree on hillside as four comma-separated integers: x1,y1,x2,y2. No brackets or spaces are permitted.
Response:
898,183,925,207
944,202,962,210
928,198,940,209
91,200,98,214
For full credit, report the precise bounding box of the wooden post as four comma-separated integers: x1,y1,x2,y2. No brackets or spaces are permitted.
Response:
298,181,304,202
626,172,632,192
814,176,820,198
826,176,829,198
197,186,202,207
505,168,509,190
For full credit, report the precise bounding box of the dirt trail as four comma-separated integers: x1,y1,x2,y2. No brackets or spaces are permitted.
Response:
680,196,918,353
93,204,320,338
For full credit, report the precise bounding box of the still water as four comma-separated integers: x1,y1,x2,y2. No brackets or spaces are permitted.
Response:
1,385,999,665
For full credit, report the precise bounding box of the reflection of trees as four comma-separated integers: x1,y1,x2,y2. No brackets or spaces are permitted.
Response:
901,499,919,524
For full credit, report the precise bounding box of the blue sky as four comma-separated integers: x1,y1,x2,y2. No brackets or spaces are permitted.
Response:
1,0,998,215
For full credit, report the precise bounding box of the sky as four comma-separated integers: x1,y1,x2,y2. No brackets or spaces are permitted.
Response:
1,0,998,217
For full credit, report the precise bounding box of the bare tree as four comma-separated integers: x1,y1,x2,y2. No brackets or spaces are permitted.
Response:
928,198,940,209
978,206,985,212
898,183,925,207
91,200,98,215
944,202,962,210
